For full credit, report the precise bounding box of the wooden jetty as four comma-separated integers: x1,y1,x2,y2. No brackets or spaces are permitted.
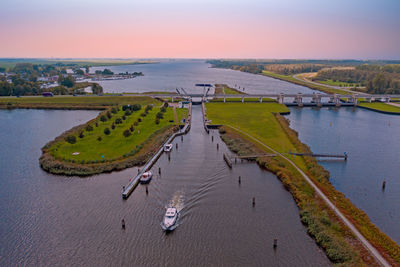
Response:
289,152,348,160
223,153,232,168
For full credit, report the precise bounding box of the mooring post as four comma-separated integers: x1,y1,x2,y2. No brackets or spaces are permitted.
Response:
138,169,140,174
217,143,219,150
168,154,171,161
181,135,183,142
273,238,278,249
121,219,126,229
122,186,125,192
176,143,178,149
252,197,255,207
382,180,386,191
158,167,161,174
238,176,241,184
212,135,214,142
145,186,148,195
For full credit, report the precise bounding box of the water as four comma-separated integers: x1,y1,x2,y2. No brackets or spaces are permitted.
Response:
286,107,400,244
90,60,314,95
0,107,330,266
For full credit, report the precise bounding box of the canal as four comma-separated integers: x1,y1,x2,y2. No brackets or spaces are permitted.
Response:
286,107,400,244
0,107,330,266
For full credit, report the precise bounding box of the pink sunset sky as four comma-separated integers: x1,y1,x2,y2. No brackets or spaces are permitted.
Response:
1,0,399,59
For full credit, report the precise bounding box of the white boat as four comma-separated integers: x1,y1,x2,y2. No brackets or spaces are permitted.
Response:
139,171,153,184
161,207,178,231
164,143,173,152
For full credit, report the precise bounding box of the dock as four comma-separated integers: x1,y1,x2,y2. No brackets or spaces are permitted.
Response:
289,152,348,160
223,153,232,168
122,103,192,199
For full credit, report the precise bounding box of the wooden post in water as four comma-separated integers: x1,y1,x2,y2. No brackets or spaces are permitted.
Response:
238,176,241,184
121,219,126,229
382,180,386,191
176,143,178,150
181,136,183,142
158,167,161,174
138,169,140,174
252,197,255,207
168,154,171,161
212,136,214,142
122,186,125,192
273,238,278,249
145,186,149,195
217,143,219,150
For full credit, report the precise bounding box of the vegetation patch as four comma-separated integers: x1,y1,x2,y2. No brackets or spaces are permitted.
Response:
358,102,400,114
206,102,400,265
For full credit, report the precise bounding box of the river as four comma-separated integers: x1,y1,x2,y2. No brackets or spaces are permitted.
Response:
286,107,400,244
0,107,330,266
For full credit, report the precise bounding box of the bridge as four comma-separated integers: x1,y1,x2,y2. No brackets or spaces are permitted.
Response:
135,92,400,107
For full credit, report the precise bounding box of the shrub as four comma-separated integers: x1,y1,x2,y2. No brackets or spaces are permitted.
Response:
111,123,115,130
104,128,111,135
123,129,131,137
115,118,123,124
111,107,118,114
97,136,102,141
79,131,84,138
140,112,146,117
145,105,153,111
95,122,98,127
65,135,76,144
155,118,160,124
124,110,131,116
122,105,128,111
133,121,139,126
163,102,168,108
156,112,164,119
100,115,107,122
85,125,93,131
106,111,112,119
137,118,142,122
160,107,167,113
130,125,134,132
122,115,126,120
131,104,141,111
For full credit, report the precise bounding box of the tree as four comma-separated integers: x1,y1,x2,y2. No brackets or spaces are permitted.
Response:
85,66,90,74
65,135,76,144
156,112,164,119
79,131,84,138
92,83,103,94
100,115,107,122
75,69,84,75
60,75,75,88
115,118,123,124
85,125,93,131
102,69,114,75
131,104,141,111
104,128,111,135
123,129,131,137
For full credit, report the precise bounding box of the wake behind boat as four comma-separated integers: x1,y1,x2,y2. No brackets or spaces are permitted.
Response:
161,207,179,231
139,171,153,184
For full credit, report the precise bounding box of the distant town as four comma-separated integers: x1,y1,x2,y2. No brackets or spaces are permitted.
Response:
0,63,143,96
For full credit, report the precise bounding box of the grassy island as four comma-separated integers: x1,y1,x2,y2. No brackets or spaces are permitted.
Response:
358,102,400,114
205,102,400,266
21,95,189,176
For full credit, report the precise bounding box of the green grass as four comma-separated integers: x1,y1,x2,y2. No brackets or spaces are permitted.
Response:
261,71,350,95
49,106,176,162
0,96,159,108
359,102,400,114
176,108,188,124
209,98,275,102
205,102,307,169
318,79,357,87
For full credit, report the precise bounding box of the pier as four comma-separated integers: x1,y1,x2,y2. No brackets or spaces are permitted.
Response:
289,152,348,160
122,103,192,199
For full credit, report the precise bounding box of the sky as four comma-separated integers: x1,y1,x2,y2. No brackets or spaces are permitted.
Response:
1,0,399,59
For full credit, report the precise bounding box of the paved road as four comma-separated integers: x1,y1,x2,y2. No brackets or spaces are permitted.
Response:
227,125,390,267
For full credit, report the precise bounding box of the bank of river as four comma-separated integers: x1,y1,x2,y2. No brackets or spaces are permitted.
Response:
286,107,400,244
0,107,330,266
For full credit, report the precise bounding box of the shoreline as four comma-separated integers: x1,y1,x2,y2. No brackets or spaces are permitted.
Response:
204,102,399,266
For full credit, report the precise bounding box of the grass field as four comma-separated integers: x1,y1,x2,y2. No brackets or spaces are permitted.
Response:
359,102,400,114
318,79,358,87
261,71,350,95
0,96,159,109
206,102,400,265
205,102,308,167
49,105,179,162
